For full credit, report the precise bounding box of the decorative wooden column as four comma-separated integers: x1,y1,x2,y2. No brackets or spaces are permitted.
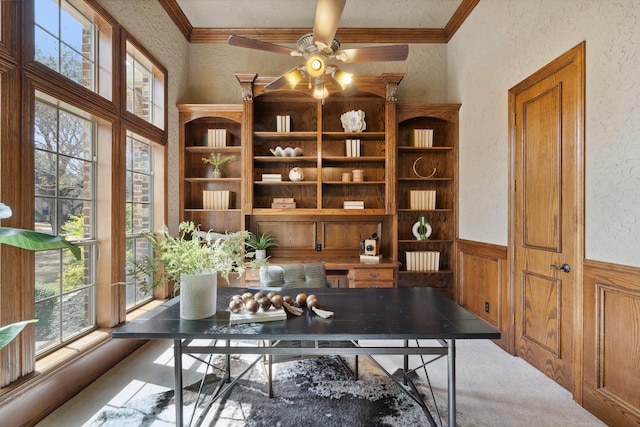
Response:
235,73,257,215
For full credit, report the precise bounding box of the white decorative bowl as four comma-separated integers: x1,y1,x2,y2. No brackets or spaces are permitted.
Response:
270,146,303,157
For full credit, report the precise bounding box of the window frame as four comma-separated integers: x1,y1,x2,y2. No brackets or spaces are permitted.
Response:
0,0,167,365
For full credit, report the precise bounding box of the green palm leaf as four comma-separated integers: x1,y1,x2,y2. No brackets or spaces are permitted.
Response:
0,320,38,350
0,203,81,260
0,227,81,260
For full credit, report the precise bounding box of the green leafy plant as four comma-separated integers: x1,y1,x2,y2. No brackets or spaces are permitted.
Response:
129,221,265,292
0,320,38,350
0,202,80,349
246,233,279,250
202,152,236,168
0,203,81,259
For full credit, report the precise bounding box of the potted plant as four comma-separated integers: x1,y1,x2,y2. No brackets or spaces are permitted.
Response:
129,221,265,319
0,202,80,349
246,232,279,260
202,152,236,178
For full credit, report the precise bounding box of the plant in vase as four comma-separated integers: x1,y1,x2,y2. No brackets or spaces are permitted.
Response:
0,202,80,349
246,233,279,260
202,152,236,178
129,221,265,320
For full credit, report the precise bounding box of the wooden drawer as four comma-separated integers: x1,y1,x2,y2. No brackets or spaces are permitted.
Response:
351,268,395,281
351,280,394,288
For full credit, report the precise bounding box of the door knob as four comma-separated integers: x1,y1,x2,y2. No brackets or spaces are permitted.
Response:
550,263,571,273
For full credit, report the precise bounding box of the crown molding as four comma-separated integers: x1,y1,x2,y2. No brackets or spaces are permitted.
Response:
159,0,479,44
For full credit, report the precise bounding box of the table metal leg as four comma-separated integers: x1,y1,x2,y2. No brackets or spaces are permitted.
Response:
448,339,456,427
403,339,409,385
174,339,184,427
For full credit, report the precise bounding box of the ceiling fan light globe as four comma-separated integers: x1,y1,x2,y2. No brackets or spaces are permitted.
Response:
285,69,305,89
312,79,328,99
332,69,353,90
306,55,326,78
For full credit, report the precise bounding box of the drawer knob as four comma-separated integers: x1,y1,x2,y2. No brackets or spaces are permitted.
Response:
369,272,379,278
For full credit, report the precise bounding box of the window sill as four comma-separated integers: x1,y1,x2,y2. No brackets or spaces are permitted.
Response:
0,299,167,399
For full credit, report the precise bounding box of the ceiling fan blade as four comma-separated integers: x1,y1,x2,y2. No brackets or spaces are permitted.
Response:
336,45,409,63
312,0,346,48
228,35,296,56
265,74,290,90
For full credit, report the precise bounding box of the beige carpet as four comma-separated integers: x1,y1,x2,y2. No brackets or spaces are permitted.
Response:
37,339,607,427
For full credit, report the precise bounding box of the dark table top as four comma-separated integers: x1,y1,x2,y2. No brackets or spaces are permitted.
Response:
112,287,500,341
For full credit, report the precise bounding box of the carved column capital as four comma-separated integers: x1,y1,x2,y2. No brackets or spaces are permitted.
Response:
239,81,253,101
235,73,258,101
386,81,399,102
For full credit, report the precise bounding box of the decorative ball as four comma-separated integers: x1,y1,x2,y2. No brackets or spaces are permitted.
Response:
254,291,266,300
283,295,294,305
295,293,308,307
270,294,284,309
229,298,243,313
306,295,319,309
245,298,259,314
289,167,304,182
258,296,272,311
242,292,254,303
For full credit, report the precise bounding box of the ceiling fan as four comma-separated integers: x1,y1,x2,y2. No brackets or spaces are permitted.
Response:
228,0,409,99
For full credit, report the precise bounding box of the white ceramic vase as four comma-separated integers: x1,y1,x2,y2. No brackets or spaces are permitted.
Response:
179,271,217,320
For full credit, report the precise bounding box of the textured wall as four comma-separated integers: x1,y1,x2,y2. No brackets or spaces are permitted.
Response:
448,0,640,267
188,44,448,104
97,0,190,232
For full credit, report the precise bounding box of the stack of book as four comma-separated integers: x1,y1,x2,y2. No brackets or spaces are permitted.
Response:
360,253,383,262
202,190,230,210
345,139,361,157
261,173,282,182
207,129,227,147
343,200,364,209
410,190,437,210
405,251,440,272
412,129,434,147
276,115,291,132
271,197,296,209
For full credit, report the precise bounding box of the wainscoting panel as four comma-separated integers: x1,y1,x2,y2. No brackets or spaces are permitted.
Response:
582,260,640,426
457,239,510,351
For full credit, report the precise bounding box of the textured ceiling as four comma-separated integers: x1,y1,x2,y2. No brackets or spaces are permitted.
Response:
175,0,463,29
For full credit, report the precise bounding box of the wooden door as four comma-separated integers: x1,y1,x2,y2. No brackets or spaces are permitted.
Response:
510,43,584,392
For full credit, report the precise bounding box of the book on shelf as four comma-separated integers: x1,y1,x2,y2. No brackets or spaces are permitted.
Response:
405,251,440,272
276,115,291,132
409,190,437,210
271,202,297,209
345,139,361,157
412,129,434,148
271,197,296,209
261,173,282,182
207,128,227,147
343,200,365,209
360,254,383,262
202,190,230,210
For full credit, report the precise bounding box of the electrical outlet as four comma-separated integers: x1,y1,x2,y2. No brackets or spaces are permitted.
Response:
316,243,322,252
485,302,490,313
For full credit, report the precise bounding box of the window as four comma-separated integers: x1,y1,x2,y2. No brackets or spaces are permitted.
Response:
33,95,97,354
34,0,96,90
125,132,154,309
33,0,113,99
125,40,165,130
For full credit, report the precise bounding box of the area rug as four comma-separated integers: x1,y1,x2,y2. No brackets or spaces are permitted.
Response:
88,354,476,427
